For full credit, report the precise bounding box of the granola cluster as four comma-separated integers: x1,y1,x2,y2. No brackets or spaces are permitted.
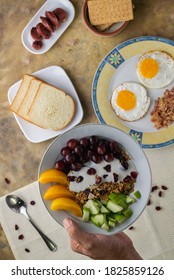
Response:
71,179,135,206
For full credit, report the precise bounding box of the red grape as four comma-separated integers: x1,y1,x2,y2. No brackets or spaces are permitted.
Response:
55,160,66,171
92,153,102,164
61,147,71,156
104,153,114,162
79,137,90,147
67,139,78,149
97,143,106,155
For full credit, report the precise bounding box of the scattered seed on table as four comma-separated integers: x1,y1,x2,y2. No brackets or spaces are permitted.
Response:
161,185,168,190
5,178,11,184
15,224,19,230
129,226,134,230
30,200,36,206
155,206,162,211
25,248,30,253
158,191,162,197
151,185,158,192
18,234,24,240
147,199,151,205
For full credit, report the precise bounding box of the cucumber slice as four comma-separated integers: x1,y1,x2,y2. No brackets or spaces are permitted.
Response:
101,222,109,231
123,207,133,218
115,213,127,223
100,205,110,214
95,199,103,208
116,198,128,210
107,200,123,213
100,199,107,205
84,199,100,215
134,190,141,199
82,207,90,222
92,214,105,226
108,193,126,202
126,195,135,204
90,216,101,227
108,220,116,228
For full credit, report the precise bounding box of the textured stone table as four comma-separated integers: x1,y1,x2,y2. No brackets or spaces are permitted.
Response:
0,0,174,259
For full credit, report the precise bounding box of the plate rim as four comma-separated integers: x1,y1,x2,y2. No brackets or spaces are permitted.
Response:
21,0,75,54
92,35,174,149
8,65,84,143
38,123,152,235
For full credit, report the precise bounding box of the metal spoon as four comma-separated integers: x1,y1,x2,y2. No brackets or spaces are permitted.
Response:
6,195,57,252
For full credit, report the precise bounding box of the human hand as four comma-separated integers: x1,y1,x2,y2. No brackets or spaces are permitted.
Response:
63,218,142,260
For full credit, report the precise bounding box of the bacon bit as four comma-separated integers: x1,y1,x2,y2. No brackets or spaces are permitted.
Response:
158,191,162,197
150,87,174,129
151,185,158,192
155,206,162,211
5,178,11,184
129,226,134,230
161,185,168,190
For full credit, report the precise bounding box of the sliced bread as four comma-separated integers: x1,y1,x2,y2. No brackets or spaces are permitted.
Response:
10,74,35,113
17,79,42,119
27,83,75,130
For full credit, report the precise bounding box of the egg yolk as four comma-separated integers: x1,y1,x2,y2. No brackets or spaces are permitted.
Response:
139,58,159,78
116,90,136,111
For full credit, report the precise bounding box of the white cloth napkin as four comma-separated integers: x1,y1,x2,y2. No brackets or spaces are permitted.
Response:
0,182,89,260
0,145,174,260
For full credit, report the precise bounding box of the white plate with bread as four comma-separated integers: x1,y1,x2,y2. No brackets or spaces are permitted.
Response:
21,0,75,54
8,66,83,143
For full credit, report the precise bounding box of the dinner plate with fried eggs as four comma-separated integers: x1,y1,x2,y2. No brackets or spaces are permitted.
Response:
92,36,174,149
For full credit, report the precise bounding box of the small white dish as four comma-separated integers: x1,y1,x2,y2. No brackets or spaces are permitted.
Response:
21,0,75,54
38,124,151,235
8,66,84,143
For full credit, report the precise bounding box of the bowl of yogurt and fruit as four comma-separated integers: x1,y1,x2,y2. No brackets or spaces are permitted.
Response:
38,124,151,234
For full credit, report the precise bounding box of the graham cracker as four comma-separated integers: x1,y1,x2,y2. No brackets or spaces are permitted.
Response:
94,23,113,32
87,0,134,25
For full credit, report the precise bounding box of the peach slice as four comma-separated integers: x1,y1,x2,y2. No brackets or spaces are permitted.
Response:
44,185,73,200
39,169,69,186
51,197,82,217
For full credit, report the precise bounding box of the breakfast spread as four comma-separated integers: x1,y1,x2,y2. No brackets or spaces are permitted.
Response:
10,75,75,130
87,0,133,27
30,7,67,50
39,135,140,231
151,87,174,129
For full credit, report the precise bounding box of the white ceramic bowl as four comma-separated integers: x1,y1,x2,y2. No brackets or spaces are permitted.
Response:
38,124,151,235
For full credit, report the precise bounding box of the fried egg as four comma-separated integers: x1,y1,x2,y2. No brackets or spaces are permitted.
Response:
111,82,150,121
137,51,174,88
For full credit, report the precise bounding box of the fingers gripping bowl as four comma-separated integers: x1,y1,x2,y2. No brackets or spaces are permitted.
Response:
38,124,151,235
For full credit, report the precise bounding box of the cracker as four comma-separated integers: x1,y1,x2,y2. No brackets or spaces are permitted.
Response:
87,0,133,25
94,23,113,32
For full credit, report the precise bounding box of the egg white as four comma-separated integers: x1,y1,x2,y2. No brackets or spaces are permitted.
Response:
137,51,174,88
111,82,150,121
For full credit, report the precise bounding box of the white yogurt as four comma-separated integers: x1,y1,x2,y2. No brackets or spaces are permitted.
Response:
68,159,136,192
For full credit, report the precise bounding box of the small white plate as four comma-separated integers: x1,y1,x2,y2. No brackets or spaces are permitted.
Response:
8,66,84,143
21,0,75,54
39,124,151,235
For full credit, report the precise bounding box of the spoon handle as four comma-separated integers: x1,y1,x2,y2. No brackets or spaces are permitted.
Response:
29,219,57,252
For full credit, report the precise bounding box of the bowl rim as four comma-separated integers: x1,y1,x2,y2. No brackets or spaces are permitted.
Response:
82,0,129,37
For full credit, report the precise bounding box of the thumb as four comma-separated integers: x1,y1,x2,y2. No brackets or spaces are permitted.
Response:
63,218,90,253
